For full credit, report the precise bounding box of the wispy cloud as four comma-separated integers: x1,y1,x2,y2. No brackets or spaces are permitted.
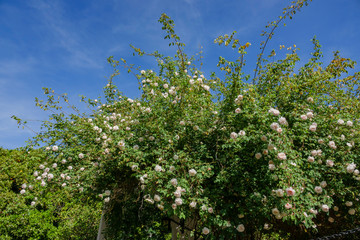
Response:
28,0,102,69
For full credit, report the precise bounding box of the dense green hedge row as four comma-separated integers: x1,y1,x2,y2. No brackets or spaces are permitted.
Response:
0,147,102,239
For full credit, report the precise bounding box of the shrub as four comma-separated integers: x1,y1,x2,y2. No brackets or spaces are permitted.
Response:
12,1,360,239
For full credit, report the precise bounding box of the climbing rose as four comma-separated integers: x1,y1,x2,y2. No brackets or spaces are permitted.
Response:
286,187,295,196
236,224,245,232
202,227,210,235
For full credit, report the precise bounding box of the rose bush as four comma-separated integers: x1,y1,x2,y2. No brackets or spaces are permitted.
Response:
14,2,360,239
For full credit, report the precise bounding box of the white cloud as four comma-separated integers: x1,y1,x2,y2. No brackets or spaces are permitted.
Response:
28,0,103,69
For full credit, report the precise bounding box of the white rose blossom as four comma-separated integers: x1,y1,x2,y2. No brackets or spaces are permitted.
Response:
202,227,210,235
270,122,279,131
328,141,337,149
155,165,162,172
154,195,161,202
269,164,276,171
347,163,356,173
348,208,356,215
278,117,287,125
321,205,329,212
277,152,286,160
276,189,284,197
236,224,245,232
175,198,183,205
308,156,315,163
189,169,197,176
326,160,334,167
314,186,322,194
272,208,280,215
309,124,317,132
230,132,238,139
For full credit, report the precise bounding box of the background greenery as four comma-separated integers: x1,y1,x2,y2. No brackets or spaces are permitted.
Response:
0,147,102,239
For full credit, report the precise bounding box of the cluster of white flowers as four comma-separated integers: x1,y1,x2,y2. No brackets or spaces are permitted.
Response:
347,163,356,173
234,94,243,104
328,141,337,150
268,108,280,116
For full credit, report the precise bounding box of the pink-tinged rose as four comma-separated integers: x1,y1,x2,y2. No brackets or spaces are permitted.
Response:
286,187,295,196
309,124,317,132
308,156,315,163
328,141,336,149
277,152,286,160
309,208,318,215
321,204,329,212
285,203,292,209
326,160,334,167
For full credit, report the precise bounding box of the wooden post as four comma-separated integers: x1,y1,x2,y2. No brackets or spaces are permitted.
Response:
170,216,197,240
97,210,106,240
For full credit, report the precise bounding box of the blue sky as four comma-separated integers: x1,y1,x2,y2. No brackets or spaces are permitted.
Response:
1,0,360,149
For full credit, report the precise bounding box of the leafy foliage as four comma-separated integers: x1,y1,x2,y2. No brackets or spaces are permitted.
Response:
5,1,360,239
0,148,101,239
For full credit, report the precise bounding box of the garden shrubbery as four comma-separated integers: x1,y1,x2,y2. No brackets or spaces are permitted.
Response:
0,148,102,239
3,0,360,239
